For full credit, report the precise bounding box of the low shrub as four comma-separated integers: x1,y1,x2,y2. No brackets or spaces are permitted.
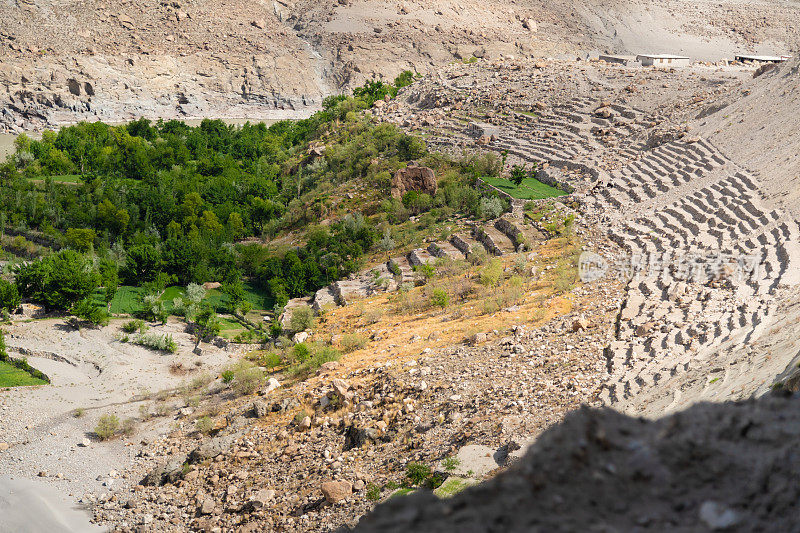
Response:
430,288,449,309
478,196,505,220
132,332,178,353
366,483,381,501
404,462,442,488
479,258,504,287
364,308,384,324
121,417,136,436
289,343,342,378
232,362,265,396
195,416,214,434
95,413,120,440
289,305,315,333
122,319,146,334
340,332,367,353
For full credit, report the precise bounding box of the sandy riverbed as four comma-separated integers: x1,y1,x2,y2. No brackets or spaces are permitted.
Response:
0,317,246,525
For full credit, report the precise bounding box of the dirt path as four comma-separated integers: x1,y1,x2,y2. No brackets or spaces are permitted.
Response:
0,475,104,532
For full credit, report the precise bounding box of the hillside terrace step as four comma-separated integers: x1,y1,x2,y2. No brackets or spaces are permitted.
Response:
428,241,466,260
480,224,517,254
388,256,415,285
408,248,436,267
312,286,339,313
450,233,482,257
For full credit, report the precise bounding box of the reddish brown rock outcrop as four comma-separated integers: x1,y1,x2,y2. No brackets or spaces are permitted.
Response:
390,163,437,200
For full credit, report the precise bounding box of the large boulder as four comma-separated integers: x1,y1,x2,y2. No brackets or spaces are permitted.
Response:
320,480,352,504
391,162,437,200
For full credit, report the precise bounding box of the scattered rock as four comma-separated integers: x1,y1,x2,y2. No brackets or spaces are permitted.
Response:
572,318,590,332
263,377,281,395
245,489,275,511
252,400,269,418
320,480,352,504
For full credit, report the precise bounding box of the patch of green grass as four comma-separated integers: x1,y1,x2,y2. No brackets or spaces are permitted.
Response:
91,285,144,315
92,281,274,316
28,174,83,185
483,176,566,200
217,316,247,340
709,377,720,384
389,488,415,498
0,360,47,387
433,477,476,498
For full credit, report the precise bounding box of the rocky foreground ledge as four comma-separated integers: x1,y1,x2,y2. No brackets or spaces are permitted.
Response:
350,394,800,532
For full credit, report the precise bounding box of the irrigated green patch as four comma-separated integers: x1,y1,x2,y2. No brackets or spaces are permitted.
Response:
92,281,273,316
433,477,477,498
483,176,566,200
28,174,83,185
217,316,248,340
0,360,47,387
92,285,144,315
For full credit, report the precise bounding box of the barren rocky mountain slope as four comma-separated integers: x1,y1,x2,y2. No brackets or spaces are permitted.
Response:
352,52,800,533
353,395,800,532
47,57,793,531
2,0,800,132
3,3,800,531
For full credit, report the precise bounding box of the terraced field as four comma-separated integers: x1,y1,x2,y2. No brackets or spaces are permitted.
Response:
281,214,545,326
482,176,567,200
0,360,47,387
389,64,800,418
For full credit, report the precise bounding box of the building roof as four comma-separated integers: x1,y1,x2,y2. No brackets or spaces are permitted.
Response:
636,54,691,60
735,55,792,62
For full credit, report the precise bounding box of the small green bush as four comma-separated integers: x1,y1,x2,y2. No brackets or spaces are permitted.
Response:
195,416,214,434
366,483,381,501
122,319,146,334
341,333,367,353
480,258,504,287
95,413,120,440
232,362,265,396
121,417,136,436
478,196,505,220
414,263,435,281
405,462,432,487
430,288,449,309
132,332,177,353
221,370,235,383
292,342,311,362
442,457,460,471
289,305,315,333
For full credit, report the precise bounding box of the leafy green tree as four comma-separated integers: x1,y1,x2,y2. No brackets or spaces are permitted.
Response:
96,199,130,235
65,228,96,252
222,278,248,314
510,164,527,186
98,258,119,312
0,279,21,313
122,243,161,283
71,298,110,327
227,212,245,240
14,250,99,311
193,306,220,348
